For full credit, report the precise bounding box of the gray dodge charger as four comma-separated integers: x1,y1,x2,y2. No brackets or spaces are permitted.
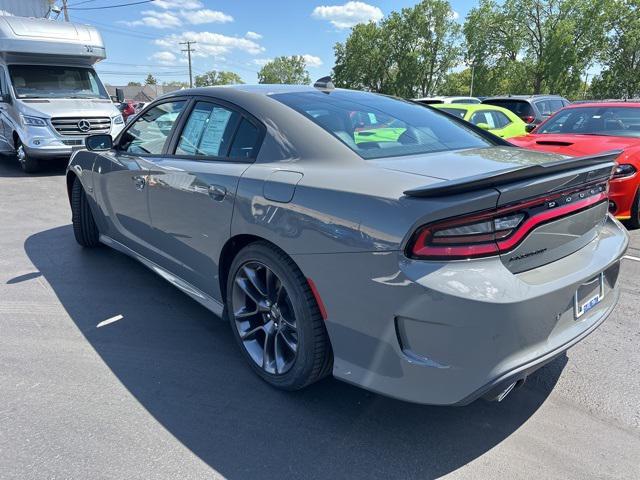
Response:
66,84,629,405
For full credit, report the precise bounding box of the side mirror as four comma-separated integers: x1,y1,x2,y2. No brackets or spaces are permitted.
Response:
115,88,125,103
85,134,113,151
525,123,536,133
475,122,491,130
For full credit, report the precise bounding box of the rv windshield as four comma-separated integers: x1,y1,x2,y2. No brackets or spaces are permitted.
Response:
8,65,109,99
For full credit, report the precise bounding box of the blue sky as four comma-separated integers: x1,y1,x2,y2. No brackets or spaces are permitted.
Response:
64,0,478,86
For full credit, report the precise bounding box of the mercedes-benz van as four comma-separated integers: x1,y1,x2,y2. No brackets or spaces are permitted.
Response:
0,15,125,172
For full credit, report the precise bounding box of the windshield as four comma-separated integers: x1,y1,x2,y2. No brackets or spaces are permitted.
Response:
8,65,109,99
538,106,640,138
272,91,493,160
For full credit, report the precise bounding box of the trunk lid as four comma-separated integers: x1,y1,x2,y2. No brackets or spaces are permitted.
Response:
390,146,618,272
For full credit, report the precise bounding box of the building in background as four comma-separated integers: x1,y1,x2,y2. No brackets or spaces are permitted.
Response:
105,85,184,103
0,0,51,17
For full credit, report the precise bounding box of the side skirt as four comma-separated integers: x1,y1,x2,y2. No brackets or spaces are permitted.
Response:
100,234,225,318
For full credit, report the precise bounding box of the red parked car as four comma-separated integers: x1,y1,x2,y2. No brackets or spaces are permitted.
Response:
510,102,640,228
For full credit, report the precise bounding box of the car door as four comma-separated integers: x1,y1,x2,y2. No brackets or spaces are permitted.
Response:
146,98,263,300
98,99,187,257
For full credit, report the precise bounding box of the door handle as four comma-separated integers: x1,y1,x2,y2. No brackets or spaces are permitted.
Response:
208,184,227,201
133,175,146,191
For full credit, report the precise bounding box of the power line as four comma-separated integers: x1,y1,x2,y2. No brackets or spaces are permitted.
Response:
67,0,101,6
68,0,156,10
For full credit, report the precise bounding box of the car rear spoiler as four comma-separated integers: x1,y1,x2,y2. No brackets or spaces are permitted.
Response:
403,150,621,198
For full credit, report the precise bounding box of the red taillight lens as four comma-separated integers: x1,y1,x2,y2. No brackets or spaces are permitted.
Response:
408,183,608,260
521,115,535,124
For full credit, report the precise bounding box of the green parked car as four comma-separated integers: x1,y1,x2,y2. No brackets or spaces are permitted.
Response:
432,103,528,139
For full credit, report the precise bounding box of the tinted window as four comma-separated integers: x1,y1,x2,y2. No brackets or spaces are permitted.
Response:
484,100,534,119
451,98,480,104
229,119,260,159
416,99,443,105
439,107,467,119
119,101,185,155
273,91,492,160
535,99,564,116
537,107,640,137
470,110,497,128
492,111,512,128
176,102,240,157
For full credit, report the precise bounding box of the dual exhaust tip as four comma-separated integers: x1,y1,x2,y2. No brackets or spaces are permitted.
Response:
484,378,527,402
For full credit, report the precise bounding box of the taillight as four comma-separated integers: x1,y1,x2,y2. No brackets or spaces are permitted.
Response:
407,183,608,260
612,163,636,179
521,115,535,124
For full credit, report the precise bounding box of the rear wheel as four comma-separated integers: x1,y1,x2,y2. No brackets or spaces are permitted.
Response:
16,138,39,173
227,242,332,390
628,190,640,229
71,177,100,247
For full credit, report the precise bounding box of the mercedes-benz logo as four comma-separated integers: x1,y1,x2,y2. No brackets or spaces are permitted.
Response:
77,119,91,133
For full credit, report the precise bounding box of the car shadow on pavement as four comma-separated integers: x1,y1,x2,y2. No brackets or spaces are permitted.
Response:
23,225,567,480
0,154,68,177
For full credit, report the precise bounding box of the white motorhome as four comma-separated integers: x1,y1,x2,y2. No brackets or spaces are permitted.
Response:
0,15,125,172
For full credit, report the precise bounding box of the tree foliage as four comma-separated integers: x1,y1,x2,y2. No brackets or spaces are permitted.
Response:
257,56,311,84
127,81,141,86
333,0,461,97
590,0,640,98
195,70,244,87
144,74,157,85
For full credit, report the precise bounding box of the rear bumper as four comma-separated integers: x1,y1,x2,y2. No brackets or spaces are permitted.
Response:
296,215,629,405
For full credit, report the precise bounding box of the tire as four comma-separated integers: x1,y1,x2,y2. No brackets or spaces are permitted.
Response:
628,190,640,230
15,138,39,173
227,241,332,390
71,176,100,248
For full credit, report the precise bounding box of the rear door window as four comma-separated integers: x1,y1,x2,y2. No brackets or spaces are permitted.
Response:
469,110,497,128
439,107,467,119
176,102,240,157
228,119,261,159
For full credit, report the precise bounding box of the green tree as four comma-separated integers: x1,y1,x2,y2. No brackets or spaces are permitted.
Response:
127,81,141,86
194,70,244,87
162,80,189,88
590,0,640,98
145,74,157,85
332,0,461,97
257,56,311,84
464,0,612,97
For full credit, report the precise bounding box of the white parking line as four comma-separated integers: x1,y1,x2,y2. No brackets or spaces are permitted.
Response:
623,255,640,262
96,314,123,328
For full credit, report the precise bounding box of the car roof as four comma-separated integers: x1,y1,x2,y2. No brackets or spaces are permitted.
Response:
433,103,514,114
163,84,322,98
562,101,640,109
484,95,566,101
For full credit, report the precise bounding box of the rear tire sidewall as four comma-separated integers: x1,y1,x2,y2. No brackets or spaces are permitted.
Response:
226,243,320,390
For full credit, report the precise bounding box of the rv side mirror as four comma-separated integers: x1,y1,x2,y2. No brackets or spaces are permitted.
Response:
525,123,536,133
115,88,125,103
85,134,113,151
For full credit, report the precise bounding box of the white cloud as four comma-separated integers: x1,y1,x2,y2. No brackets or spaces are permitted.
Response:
150,51,177,65
302,54,323,68
182,9,233,25
245,31,262,40
156,31,265,57
312,1,383,29
121,10,182,29
153,0,203,9
252,58,272,67
450,10,460,20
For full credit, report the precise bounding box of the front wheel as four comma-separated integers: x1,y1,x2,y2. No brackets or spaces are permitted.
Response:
16,138,39,173
71,177,100,247
227,242,332,390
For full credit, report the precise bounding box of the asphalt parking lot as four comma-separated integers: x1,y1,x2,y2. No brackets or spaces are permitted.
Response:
0,157,639,480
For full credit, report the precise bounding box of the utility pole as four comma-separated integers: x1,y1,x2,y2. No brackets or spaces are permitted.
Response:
180,41,196,88
62,0,69,21
469,64,475,97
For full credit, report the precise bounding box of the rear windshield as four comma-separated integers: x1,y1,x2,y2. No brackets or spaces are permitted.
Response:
537,106,640,137
272,91,493,160
439,107,467,119
483,99,534,117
